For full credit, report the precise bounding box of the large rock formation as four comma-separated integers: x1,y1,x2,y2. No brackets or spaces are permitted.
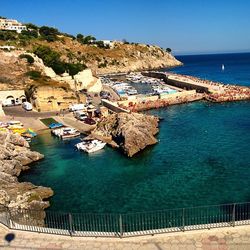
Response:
91,112,159,157
0,131,53,212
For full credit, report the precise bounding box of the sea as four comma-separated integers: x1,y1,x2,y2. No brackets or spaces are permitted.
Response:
20,53,250,213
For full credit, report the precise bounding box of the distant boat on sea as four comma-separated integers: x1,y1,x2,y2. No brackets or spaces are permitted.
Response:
222,64,225,71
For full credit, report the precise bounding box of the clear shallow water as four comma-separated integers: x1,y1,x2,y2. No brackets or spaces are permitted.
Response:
20,101,250,213
20,53,250,213
167,53,250,86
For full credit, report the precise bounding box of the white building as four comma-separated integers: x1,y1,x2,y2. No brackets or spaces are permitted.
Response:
0,18,27,33
101,40,114,48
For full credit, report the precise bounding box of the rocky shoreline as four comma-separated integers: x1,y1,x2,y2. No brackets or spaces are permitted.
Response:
0,131,53,214
89,112,159,157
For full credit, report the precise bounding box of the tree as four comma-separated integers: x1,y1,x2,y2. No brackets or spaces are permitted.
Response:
122,39,129,44
83,35,96,44
166,48,172,53
39,26,59,42
25,23,39,30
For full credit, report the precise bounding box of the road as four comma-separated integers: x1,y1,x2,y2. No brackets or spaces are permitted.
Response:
3,106,68,118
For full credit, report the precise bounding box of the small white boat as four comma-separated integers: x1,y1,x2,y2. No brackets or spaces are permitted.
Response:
126,88,138,95
222,64,225,71
52,127,80,139
76,139,106,153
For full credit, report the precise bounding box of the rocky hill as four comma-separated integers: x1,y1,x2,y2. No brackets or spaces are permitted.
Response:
0,24,182,75
21,38,182,74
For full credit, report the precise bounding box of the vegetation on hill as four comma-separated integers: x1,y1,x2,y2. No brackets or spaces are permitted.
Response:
33,45,87,75
0,21,179,74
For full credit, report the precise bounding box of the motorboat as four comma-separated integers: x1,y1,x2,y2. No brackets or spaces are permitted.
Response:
126,88,138,95
52,127,80,139
75,139,106,153
49,123,64,129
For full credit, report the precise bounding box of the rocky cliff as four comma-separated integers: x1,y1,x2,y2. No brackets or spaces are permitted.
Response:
91,112,159,157
0,131,53,212
23,39,182,74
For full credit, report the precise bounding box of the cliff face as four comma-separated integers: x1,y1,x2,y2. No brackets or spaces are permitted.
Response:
0,131,53,211
91,44,182,74
0,50,31,90
92,112,159,157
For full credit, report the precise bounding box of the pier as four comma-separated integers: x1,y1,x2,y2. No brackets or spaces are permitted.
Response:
142,71,250,102
143,71,221,93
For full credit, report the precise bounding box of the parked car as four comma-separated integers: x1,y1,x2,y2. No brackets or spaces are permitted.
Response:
69,104,86,112
74,111,88,121
22,102,32,111
83,118,96,125
2,99,15,107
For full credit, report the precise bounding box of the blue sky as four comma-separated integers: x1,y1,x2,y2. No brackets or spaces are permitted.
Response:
1,0,250,55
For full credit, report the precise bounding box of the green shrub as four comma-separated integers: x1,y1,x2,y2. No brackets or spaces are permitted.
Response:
33,45,61,68
19,29,38,39
39,26,59,42
25,23,39,30
19,54,35,64
0,30,17,41
66,63,87,76
33,45,86,75
26,70,42,79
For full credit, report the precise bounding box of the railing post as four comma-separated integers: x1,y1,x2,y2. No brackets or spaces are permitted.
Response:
182,208,185,232
232,203,236,227
68,213,74,236
119,214,123,237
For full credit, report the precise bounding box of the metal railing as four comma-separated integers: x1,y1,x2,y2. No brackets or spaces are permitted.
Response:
0,202,249,237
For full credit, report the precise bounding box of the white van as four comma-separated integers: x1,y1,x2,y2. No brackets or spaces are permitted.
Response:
22,102,33,111
69,104,86,112
74,111,88,121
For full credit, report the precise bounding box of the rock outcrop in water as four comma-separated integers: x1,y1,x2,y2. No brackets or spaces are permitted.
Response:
91,112,159,157
0,132,53,212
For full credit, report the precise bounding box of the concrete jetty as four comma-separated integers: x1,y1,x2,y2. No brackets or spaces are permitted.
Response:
143,71,250,103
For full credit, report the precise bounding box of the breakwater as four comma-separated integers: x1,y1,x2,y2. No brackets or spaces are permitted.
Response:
117,90,203,112
143,71,250,103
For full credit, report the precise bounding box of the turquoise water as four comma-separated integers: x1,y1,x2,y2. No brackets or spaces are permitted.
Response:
20,101,250,213
20,53,250,213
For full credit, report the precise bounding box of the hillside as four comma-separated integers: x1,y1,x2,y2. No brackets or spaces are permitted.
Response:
0,24,182,75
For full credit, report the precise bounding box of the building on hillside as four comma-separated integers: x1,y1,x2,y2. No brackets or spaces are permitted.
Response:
0,18,27,33
0,90,26,106
100,40,114,48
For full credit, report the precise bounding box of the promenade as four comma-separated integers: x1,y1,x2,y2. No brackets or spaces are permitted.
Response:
0,224,250,249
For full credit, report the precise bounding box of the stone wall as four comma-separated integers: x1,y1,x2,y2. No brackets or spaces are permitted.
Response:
30,86,85,112
117,90,202,112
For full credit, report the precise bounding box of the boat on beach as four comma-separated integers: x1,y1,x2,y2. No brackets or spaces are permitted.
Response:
75,139,106,153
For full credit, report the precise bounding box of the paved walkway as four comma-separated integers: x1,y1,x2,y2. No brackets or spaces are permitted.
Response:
0,224,250,249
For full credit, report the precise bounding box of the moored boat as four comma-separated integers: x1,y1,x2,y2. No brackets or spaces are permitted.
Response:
75,139,106,153
49,123,64,129
52,127,80,139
